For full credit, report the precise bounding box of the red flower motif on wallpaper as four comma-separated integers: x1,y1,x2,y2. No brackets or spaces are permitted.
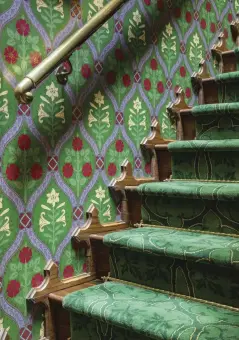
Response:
210,23,216,33
7,280,21,298
115,139,124,152
115,48,124,61
31,164,43,180
185,87,191,98
6,164,20,181
157,0,164,10
63,163,74,178
144,0,151,6
16,19,30,36
150,58,158,70
106,71,116,85
63,265,74,278
180,66,186,78
174,7,181,18
72,137,83,151
206,2,211,12
29,51,42,68
31,273,44,288
185,11,192,23
144,79,151,91
122,74,131,87
18,134,31,150
81,64,91,79
19,247,32,264
200,18,207,30
157,81,164,93
82,163,92,177
145,162,151,175
4,46,18,64
228,13,233,23
108,163,117,176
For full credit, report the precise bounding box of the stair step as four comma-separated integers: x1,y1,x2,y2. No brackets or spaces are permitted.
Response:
104,227,239,269
138,181,239,235
63,281,239,339
104,227,239,307
192,103,239,116
168,140,239,181
138,180,239,201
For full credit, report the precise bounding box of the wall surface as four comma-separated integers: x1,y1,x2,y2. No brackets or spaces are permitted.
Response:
0,0,237,338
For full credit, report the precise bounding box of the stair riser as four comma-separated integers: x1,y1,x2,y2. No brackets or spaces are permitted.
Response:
196,115,239,140
141,195,239,235
218,81,239,103
109,247,239,307
202,80,239,105
171,151,239,181
70,313,149,340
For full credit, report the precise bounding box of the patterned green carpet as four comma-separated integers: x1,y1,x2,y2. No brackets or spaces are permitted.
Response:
63,52,239,338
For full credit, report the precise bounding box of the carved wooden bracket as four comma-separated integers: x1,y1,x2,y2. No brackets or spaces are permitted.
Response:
211,33,237,73
141,119,174,149
72,204,126,245
191,59,210,103
0,329,9,340
110,160,155,191
231,18,239,46
167,88,192,140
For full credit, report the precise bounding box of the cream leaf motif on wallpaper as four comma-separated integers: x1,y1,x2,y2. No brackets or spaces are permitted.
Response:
127,96,148,148
0,319,10,333
36,0,64,39
189,33,203,67
38,82,65,147
39,188,66,254
161,23,177,70
0,77,9,122
86,0,110,51
91,185,112,221
88,91,111,149
0,198,10,238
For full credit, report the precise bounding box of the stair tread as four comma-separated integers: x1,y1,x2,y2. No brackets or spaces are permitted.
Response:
63,281,239,339
137,180,239,201
192,102,239,116
168,139,239,152
103,227,239,268
216,71,239,83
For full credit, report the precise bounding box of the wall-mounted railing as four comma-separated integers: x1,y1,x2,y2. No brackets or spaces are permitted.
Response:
14,0,129,104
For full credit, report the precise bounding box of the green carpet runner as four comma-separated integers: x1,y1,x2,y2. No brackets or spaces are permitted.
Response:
63,281,239,340
63,49,239,339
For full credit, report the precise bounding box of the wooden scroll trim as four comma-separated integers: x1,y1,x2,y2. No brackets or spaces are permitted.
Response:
110,160,155,191
167,88,192,140
191,59,211,103
72,204,127,243
231,18,239,46
27,261,95,304
141,119,174,149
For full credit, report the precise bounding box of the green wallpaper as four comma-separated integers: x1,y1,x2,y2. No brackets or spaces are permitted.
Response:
0,0,236,338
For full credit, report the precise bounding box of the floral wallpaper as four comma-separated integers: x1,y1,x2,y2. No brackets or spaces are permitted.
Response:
0,0,237,339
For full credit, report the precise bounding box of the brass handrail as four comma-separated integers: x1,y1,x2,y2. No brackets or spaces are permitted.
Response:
15,0,129,104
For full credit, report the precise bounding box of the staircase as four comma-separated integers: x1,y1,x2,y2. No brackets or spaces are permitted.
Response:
62,39,239,340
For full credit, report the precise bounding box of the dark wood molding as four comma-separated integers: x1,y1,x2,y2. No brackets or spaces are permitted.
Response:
191,59,211,104
110,160,156,191
211,33,237,73
141,119,174,181
141,119,173,149
167,88,193,140
231,18,239,46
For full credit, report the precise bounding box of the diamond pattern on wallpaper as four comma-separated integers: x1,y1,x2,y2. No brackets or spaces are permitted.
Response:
0,0,236,338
